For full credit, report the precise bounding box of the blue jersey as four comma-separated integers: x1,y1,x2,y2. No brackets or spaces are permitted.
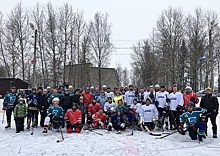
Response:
180,108,206,125
27,94,39,109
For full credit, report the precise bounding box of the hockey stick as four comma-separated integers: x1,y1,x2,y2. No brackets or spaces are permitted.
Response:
2,110,5,124
89,129,103,136
31,111,36,135
142,123,161,136
166,101,178,129
57,126,64,143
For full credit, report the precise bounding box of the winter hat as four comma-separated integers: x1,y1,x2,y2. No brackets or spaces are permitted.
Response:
185,86,192,90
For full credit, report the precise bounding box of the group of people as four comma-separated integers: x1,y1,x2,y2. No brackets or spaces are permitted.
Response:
2,84,219,141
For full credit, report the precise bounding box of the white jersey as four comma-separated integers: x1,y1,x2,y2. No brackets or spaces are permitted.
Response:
156,91,169,108
168,92,184,111
104,102,116,112
105,92,114,100
130,103,142,114
139,104,159,122
124,91,135,106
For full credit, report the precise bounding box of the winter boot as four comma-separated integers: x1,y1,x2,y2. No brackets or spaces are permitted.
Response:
199,137,203,142
27,125,30,130
213,134,217,138
42,127,48,134
5,122,11,129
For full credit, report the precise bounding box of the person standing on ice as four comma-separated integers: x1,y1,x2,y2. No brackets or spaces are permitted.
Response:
14,98,27,133
179,102,207,141
97,90,108,108
42,98,64,133
3,86,18,129
139,98,159,131
81,86,93,106
167,84,184,130
200,87,219,138
183,86,199,107
124,85,135,107
64,103,82,133
39,89,49,127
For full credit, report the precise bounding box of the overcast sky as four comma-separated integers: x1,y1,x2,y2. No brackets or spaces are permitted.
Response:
1,0,220,70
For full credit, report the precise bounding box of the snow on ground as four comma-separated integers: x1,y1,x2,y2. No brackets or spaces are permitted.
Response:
0,114,219,156
0,98,220,156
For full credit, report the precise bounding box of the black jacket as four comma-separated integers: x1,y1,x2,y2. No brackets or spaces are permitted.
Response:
39,94,49,111
71,94,81,104
60,94,72,110
200,94,219,115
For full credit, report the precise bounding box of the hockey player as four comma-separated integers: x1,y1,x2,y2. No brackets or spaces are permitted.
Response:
155,86,169,130
43,98,64,133
64,103,82,133
82,86,93,105
200,87,219,138
139,98,159,131
128,99,142,127
92,108,107,129
124,85,135,107
14,98,27,133
167,84,184,130
183,86,199,107
3,86,18,129
87,99,101,128
104,97,116,112
109,110,126,133
27,88,39,129
154,84,160,92
179,102,207,141
48,88,62,105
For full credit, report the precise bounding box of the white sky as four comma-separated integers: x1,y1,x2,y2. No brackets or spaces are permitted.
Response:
1,0,220,70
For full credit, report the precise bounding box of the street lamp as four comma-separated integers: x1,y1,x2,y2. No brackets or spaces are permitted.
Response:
209,20,218,91
30,23,37,88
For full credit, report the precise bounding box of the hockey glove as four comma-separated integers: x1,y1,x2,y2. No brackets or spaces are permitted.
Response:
99,121,104,127
3,102,7,107
166,98,170,103
65,120,70,125
178,125,185,135
190,97,196,103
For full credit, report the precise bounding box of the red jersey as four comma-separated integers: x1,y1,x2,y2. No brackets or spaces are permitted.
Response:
183,92,199,107
64,109,82,125
88,103,101,117
82,92,93,105
94,112,107,123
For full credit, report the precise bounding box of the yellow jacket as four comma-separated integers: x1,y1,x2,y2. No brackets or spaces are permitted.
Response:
113,96,124,107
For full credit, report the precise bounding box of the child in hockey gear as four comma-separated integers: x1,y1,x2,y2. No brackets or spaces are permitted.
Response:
179,102,207,141
64,103,82,133
104,97,116,112
27,88,39,129
200,87,219,138
14,98,27,133
3,86,18,129
92,108,107,129
111,110,126,133
139,98,159,131
46,98,64,132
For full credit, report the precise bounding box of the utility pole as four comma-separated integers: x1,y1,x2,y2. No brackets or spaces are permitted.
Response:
30,23,37,88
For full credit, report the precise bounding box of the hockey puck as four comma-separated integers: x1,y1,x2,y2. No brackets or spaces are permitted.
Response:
31,133,33,135
56,140,59,143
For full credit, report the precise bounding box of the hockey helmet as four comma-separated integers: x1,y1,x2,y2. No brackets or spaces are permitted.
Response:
52,98,60,103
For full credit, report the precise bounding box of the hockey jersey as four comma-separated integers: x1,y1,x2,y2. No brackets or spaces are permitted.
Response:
124,91,135,106
180,108,206,125
183,92,199,107
88,103,101,117
82,92,93,105
47,105,64,118
156,91,169,108
104,102,116,112
168,92,184,111
64,109,82,125
139,104,159,122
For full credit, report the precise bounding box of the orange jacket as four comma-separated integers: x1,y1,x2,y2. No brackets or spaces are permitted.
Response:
64,109,82,125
